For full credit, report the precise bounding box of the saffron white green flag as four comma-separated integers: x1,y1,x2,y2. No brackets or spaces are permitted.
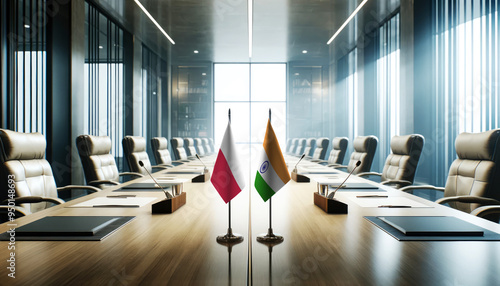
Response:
254,119,290,201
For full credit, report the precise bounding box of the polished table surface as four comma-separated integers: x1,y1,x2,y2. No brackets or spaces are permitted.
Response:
1,156,500,285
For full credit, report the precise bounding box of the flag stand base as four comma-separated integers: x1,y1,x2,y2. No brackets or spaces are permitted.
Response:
217,228,244,244
257,228,284,244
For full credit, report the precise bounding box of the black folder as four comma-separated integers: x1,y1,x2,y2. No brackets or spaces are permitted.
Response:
378,216,484,236
15,216,119,236
0,216,135,241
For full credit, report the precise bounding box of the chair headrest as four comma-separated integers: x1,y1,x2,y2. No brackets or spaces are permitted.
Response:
332,137,348,150
0,129,46,161
455,129,500,160
391,134,424,155
353,136,378,152
202,138,209,144
76,135,112,156
152,137,168,149
306,138,315,146
123,136,146,152
195,138,202,144
185,138,194,146
172,137,184,147
316,138,329,148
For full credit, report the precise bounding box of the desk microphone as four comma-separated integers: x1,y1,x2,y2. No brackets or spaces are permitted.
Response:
139,160,173,199
327,160,361,199
293,154,306,173
195,154,208,172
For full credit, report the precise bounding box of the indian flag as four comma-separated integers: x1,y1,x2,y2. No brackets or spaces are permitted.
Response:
254,119,290,202
211,122,246,203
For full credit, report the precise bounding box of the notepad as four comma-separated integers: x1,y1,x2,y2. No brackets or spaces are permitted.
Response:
121,182,175,189
15,216,120,236
378,216,485,236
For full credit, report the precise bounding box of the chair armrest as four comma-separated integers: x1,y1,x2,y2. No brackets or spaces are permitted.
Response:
380,179,413,188
399,185,445,193
436,196,500,206
57,185,101,193
3,196,65,205
152,165,170,171
357,172,382,178
331,165,347,169
471,205,500,218
88,179,120,188
158,164,175,168
119,172,144,178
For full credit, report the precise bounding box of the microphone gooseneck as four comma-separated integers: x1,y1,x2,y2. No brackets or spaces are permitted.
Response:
293,154,306,173
327,160,361,199
139,160,173,199
195,154,208,172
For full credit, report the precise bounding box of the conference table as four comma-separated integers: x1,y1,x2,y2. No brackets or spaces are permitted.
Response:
1,155,500,285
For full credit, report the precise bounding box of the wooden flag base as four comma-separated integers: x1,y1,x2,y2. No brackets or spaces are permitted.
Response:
192,169,210,183
314,192,348,214
291,169,310,183
152,192,186,214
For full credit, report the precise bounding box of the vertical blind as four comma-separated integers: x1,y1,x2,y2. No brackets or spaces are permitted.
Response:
7,0,46,133
434,0,499,184
84,1,125,166
377,12,400,167
142,45,167,157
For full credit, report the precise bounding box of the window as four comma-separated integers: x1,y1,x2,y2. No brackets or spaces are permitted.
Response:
377,13,400,164
214,63,287,172
434,0,499,184
84,2,125,167
6,0,47,133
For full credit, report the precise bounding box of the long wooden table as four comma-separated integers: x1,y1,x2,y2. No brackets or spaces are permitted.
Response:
1,157,500,285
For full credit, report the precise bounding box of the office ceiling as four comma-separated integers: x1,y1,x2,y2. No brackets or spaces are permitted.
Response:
93,0,399,63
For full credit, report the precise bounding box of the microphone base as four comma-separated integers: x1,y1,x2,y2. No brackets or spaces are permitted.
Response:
291,170,310,183
314,192,348,214
152,192,186,214
192,169,210,183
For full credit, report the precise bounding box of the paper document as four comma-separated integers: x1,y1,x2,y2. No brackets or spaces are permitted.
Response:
69,197,157,208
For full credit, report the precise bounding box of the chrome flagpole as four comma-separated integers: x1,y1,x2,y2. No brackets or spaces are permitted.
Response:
257,109,284,244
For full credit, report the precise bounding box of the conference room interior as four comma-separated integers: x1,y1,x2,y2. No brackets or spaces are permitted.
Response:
1,0,500,284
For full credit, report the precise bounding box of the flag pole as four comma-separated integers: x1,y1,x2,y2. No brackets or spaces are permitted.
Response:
217,108,244,244
257,109,284,244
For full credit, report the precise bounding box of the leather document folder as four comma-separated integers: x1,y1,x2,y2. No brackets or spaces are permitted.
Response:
15,216,120,236
378,216,484,236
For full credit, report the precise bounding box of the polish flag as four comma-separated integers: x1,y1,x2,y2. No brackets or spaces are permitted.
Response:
211,122,246,203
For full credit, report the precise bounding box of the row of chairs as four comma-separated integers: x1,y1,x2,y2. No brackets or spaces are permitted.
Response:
0,129,214,220
291,130,500,221
169,137,214,161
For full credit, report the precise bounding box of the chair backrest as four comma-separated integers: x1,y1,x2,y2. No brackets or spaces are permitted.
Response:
209,138,215,153
76,135,120,184
151,137,173,165
328,137,348,165
202,138,211,154
381,134,425,184
303,138,316,157
0,129,58,214
286,139,292,153
312,138,330,160
347,136,378,174
170,137,188,160
184,138,197,157
122,136,152,175
444,129,500,213
295,138,306,156
194,138,205,156
290,138,299,154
